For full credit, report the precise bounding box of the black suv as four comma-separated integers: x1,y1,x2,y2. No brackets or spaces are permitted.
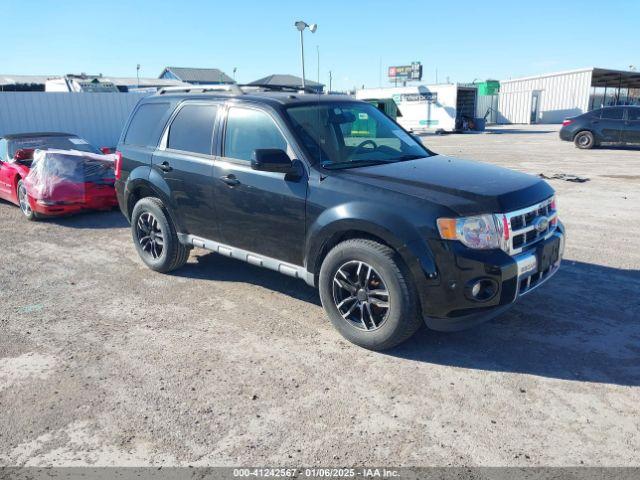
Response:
115,87,565,350
559,105,640,149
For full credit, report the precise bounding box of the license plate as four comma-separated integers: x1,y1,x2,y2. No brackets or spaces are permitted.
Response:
517,255,537,277
537,236,561,272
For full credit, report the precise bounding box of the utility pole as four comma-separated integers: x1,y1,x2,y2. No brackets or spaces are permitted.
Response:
329,70,332,92
136,64,140,88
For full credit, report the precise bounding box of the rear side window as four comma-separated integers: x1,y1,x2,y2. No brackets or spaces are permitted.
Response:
627,108,640,121
224,107,287,162
167,104,218,155
588,109,602,118
124,102,171,147
601,107,624,120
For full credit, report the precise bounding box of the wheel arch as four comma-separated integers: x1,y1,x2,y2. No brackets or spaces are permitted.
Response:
124,169,185,232
305,212,438,293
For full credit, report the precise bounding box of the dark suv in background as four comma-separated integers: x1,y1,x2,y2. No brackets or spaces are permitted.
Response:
115,87,565,350
559,105,640,149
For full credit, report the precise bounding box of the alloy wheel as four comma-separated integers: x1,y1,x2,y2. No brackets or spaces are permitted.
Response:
332,260,390,331
18,183,32,217
136,212,164,259
578,134,591,147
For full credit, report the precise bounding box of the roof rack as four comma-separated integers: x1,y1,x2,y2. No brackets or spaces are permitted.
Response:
239,83,320,94
157,84,245,95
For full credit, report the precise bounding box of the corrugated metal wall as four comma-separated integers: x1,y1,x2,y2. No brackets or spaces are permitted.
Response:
0,92,146,147
497,70,593,124
477,94,499,124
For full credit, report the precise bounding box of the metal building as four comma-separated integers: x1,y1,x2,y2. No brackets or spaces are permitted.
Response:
497,67,640,124
0,92,146,148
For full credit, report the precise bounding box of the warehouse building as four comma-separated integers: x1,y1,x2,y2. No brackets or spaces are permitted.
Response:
497,67,640,124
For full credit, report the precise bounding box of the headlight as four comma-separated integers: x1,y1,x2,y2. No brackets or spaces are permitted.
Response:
437,214,505,250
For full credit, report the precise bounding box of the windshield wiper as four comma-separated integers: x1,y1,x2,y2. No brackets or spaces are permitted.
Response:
394,154,426,162
322,159,394,170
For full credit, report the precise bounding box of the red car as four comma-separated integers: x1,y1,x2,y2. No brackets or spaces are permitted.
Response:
0,132,118,220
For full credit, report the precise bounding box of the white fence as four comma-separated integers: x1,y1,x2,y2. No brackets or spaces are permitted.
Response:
0,92,147,148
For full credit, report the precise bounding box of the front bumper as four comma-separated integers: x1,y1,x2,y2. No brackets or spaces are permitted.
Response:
29,192,118,217
421,222,565,331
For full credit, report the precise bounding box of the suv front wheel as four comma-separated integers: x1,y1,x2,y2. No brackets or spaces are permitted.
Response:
319,239,422,351
131,197,191,273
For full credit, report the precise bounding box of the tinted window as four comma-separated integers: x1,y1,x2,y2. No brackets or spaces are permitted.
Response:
124,102,171,147
627,108,640,121
224,108,287,162
588,109,602,118
601,107,624,120
168,104,217,155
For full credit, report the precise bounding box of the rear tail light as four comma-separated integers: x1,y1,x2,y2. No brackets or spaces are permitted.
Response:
114,151,122,180
562,119,573,126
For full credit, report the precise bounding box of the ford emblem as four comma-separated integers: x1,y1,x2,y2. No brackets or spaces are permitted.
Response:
532,216,549,233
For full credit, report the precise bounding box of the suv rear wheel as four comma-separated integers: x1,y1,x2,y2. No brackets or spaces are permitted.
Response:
319,239,422,351
574,130,595,149
131,197,190,273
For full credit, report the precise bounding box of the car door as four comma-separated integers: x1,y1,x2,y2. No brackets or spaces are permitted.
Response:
152,101,220,240
623,107,640,144
598,107,625,143
212,104,307,266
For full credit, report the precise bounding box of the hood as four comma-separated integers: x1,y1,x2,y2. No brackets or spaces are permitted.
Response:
335,155,554,216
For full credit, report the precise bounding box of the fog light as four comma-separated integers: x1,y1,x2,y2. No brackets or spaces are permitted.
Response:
466,278,498,302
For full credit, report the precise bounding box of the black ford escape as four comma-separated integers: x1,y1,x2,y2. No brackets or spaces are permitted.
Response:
115,86,565,350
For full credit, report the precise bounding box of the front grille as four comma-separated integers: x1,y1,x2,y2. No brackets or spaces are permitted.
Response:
518,261,559,296
505,197,557,255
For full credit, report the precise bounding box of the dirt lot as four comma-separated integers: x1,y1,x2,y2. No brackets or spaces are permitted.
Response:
1,125,639,467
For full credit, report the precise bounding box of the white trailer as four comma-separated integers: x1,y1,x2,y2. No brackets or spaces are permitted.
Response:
356,84,477,132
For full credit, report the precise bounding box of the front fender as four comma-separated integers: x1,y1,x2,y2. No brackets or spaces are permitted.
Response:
305,201,439,289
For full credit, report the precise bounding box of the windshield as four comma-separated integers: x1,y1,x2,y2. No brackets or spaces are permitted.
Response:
286,102,430,169
9,136,101,158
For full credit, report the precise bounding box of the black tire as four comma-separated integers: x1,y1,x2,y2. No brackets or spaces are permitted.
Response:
574,130,595,149
318,239,422,351
17,180,38,221
130,197,190,273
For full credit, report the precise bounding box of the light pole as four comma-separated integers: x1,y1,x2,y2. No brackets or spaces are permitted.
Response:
136,64,140,88
294,20,317,89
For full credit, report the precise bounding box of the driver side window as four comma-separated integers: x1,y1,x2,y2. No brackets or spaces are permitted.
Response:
224,107,288,162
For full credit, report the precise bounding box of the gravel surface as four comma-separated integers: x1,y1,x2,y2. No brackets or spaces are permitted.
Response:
1,125,638,467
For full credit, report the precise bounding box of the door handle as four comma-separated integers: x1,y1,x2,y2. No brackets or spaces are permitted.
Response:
220,174,240,186
158,161,172,172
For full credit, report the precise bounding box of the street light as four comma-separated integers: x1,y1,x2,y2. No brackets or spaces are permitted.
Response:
294,20,317,90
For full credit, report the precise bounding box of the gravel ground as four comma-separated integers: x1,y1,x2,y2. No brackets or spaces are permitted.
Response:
0,125,638,467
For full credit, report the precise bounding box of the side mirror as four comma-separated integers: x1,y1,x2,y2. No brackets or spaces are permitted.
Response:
251,149,294,174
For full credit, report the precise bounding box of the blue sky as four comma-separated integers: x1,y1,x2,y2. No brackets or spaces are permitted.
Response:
3,0,638,90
